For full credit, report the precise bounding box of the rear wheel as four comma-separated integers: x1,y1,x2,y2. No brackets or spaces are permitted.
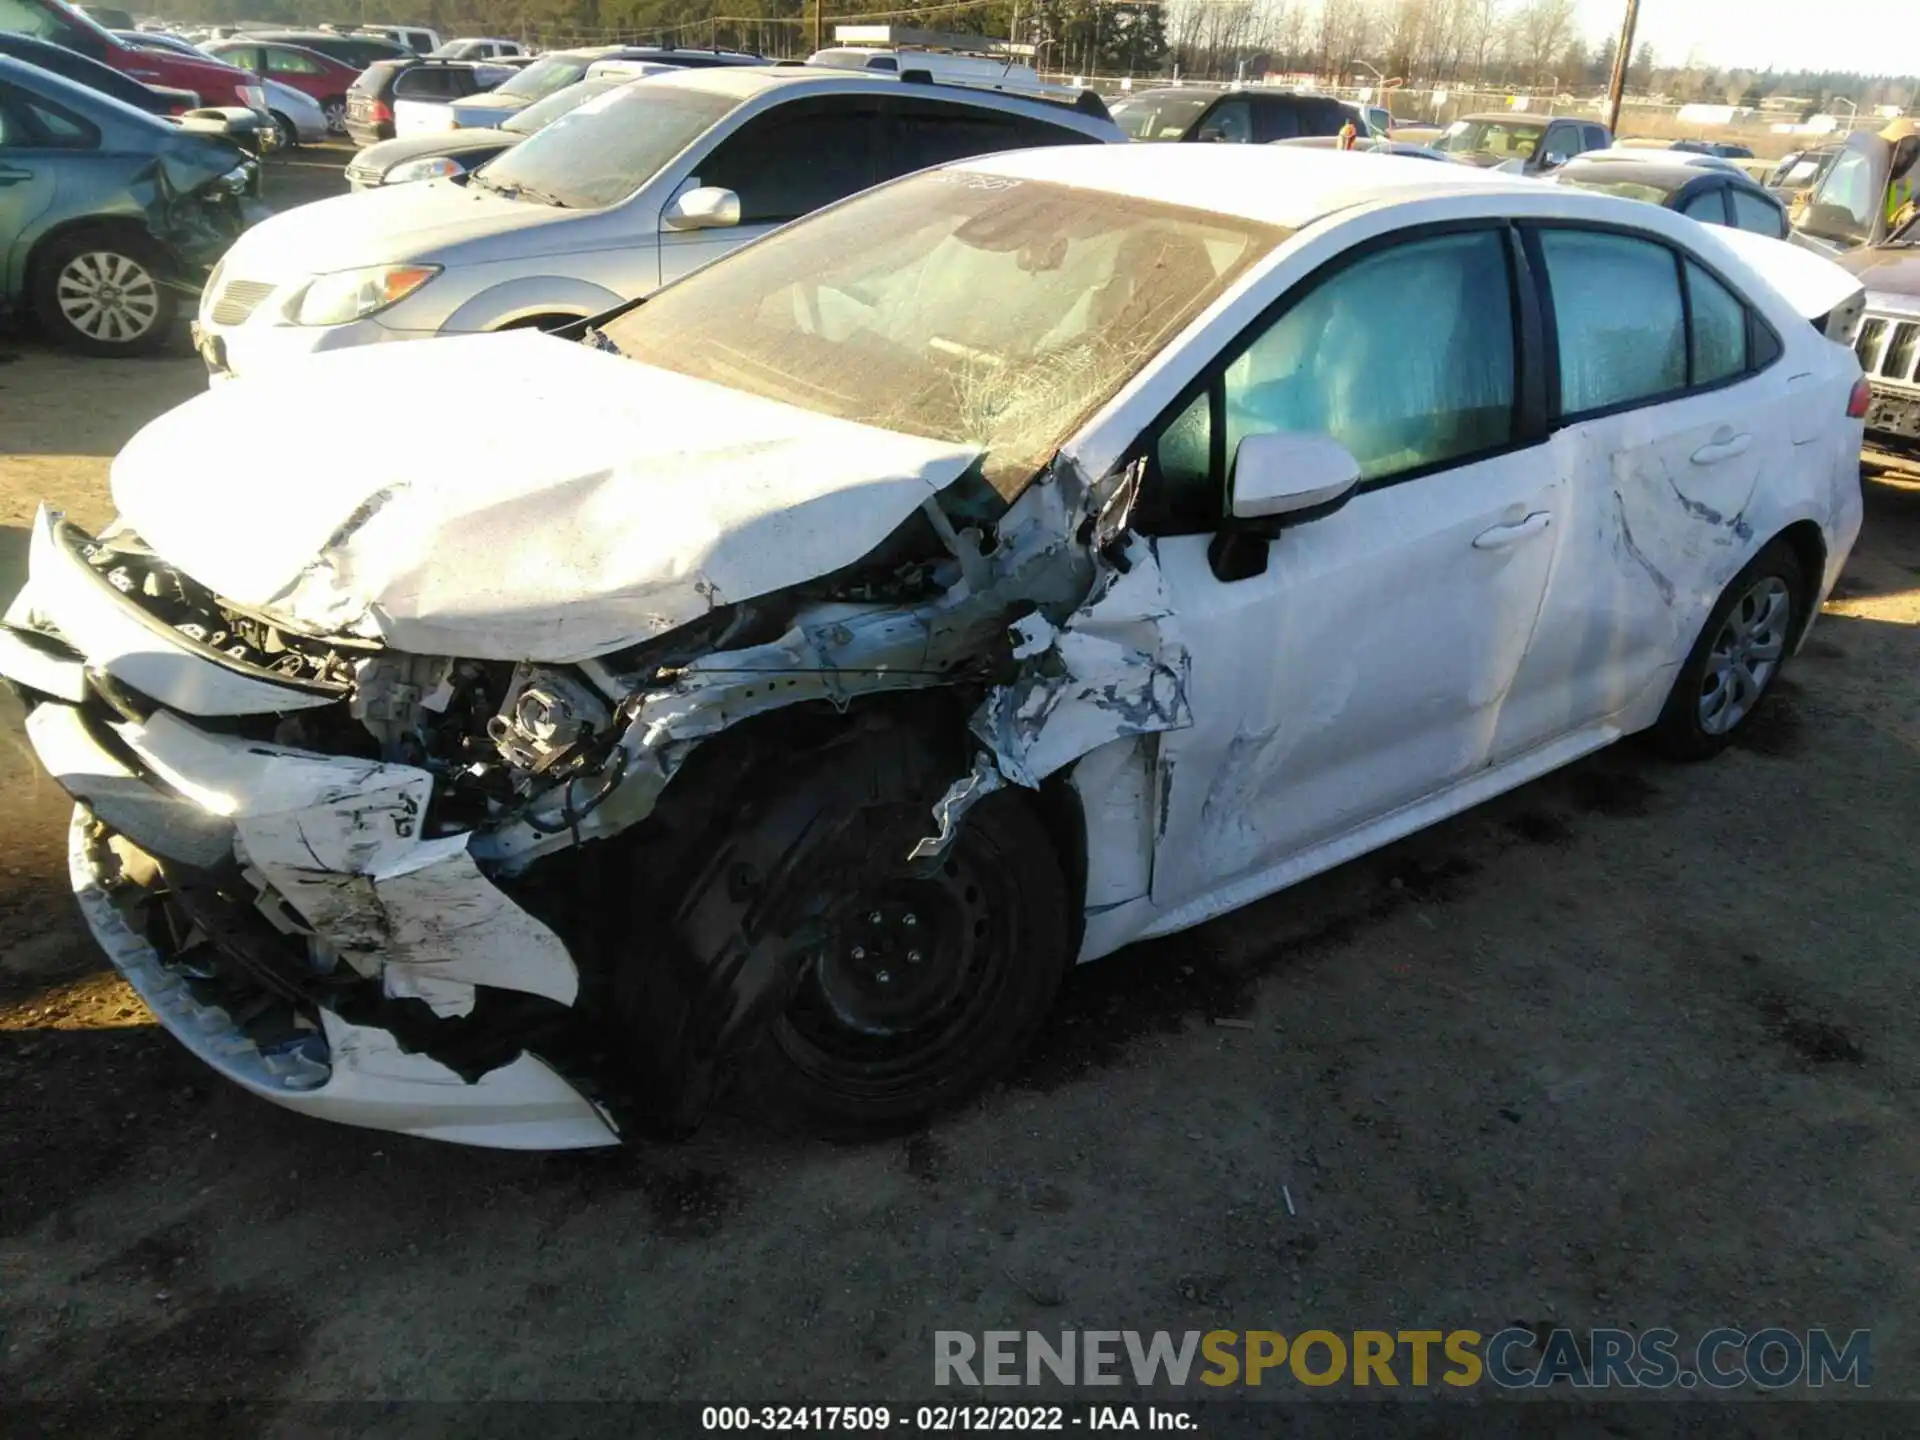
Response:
268,109,298,150
31,231,176,357
1648,539,1806,760
322,96,347,134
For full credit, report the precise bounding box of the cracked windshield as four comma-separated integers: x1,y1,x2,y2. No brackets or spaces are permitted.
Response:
602,171,1279,497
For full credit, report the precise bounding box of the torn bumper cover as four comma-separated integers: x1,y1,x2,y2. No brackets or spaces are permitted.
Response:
1,510,616,1149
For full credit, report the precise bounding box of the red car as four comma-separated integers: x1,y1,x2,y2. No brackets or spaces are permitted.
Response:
201,39,363,134
0,0,262,108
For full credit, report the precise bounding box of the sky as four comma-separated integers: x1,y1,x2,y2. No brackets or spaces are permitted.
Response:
1572,0,1920,75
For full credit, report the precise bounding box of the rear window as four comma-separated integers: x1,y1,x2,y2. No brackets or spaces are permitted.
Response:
476,81,735,209
1290,98,1348,137
352,60,408,98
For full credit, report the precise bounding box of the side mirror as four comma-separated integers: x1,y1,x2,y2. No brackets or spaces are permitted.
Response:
1210,432,1362,583
1229,431,1361,520
661,185,741,232
1538,150,1570,170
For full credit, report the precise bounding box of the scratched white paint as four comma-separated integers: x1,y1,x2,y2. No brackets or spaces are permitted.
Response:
109,332,982,662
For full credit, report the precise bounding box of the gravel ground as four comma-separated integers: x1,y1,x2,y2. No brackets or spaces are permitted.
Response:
1,150,1916,1428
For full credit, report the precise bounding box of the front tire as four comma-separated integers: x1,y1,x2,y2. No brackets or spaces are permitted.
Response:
1648,539,1806,760
30,231,177,356
616,718,1072,1138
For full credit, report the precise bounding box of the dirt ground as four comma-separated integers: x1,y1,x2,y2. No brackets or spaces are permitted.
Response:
2,151,1918,1427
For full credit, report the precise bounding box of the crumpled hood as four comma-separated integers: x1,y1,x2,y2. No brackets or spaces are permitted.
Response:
217,176,571,278
111,331,981,661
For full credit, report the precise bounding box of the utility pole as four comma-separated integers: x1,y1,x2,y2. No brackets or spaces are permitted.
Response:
1605,0,1641,135
812,0,823,55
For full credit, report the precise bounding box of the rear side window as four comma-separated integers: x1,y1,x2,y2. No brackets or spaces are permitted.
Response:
1688,261,1748,385
1730,187,1785,237
352,62,403,97
886,100,1095,176
1584,124,1609,151
1539,229,1685,411
395,68,461,99
1681,187,1728,224
266,47,324,76
1538,227,1780,415
698,97,880,224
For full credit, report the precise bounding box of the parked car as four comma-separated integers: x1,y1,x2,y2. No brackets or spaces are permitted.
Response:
390,58,516,137
200,39,363,134
343,56,507,145
1433,112,1610,172
0,54,264,353
806,42,1084,105
430,37,526,61
0,0,265,108
1818,129,1920,458
356,23,442,56
4,146,1867,1146
1110,84,1348,143
1766,146,1840,204
1276,135,1454,162
1618,137,1755,160
243,29,412,69
112,31,331,146
193,66,1125,381
440,45,764,131
0,30,197,114
343,73,636,190
1551,154,1790,238
1791,119,1919,259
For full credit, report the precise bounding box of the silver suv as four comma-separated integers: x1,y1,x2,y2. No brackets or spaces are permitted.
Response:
193,66,1124,380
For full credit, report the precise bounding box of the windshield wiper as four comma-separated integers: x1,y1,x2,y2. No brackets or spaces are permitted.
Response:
466,172,570,207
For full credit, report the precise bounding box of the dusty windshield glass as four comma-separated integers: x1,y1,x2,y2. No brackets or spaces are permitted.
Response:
476,84,734,208
1111,92,1212,141
601,171,1284,499
501,75,628,135
1438,119,1544,159
492,54,594,101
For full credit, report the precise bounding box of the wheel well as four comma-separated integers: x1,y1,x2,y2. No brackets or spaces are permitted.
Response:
1775,519,1828,646
1036,771,1089,961
492,313,581,332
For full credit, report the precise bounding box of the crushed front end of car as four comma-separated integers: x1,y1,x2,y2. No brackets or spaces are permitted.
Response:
1,348,1191,1148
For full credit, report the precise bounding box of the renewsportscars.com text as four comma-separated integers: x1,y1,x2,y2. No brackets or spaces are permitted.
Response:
934,1328,1872,1390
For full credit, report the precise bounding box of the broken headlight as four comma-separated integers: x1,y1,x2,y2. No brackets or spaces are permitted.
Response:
290,264,440,326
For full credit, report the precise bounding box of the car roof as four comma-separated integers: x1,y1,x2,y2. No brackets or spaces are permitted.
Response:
1458,112,1551,124
642,63,1116,126
952,143,1543,228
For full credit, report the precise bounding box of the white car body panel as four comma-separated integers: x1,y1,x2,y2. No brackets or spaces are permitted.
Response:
12,147,1868,1146
111,331,982,659
393,95,458,136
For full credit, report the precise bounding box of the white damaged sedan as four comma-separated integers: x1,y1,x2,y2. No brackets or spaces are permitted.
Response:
1,146,1868,1148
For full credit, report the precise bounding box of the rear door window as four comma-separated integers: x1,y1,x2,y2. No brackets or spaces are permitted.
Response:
1538,229,1686,413
1729,187,1785,237
266,46,324,76
884,98,1094,176
1681,186,1730,225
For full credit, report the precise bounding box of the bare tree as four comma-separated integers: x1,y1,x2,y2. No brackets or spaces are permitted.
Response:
1509,0,1577,88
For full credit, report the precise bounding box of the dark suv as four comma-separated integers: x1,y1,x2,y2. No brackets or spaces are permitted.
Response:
344,57,504,144
1111,86,1349,144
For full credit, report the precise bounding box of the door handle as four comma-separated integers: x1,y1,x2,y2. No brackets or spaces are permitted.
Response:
1690,433,1753,465
0,166,31,185
1472,511,1552,550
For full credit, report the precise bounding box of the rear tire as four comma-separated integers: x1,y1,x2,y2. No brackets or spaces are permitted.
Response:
30,230,177,357
1647,538,1806,760
322,96,347,134
268,110,298,150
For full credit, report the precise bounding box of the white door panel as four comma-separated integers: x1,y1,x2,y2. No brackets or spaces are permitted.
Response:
1505,372,1791,741
1150,448,1561,910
